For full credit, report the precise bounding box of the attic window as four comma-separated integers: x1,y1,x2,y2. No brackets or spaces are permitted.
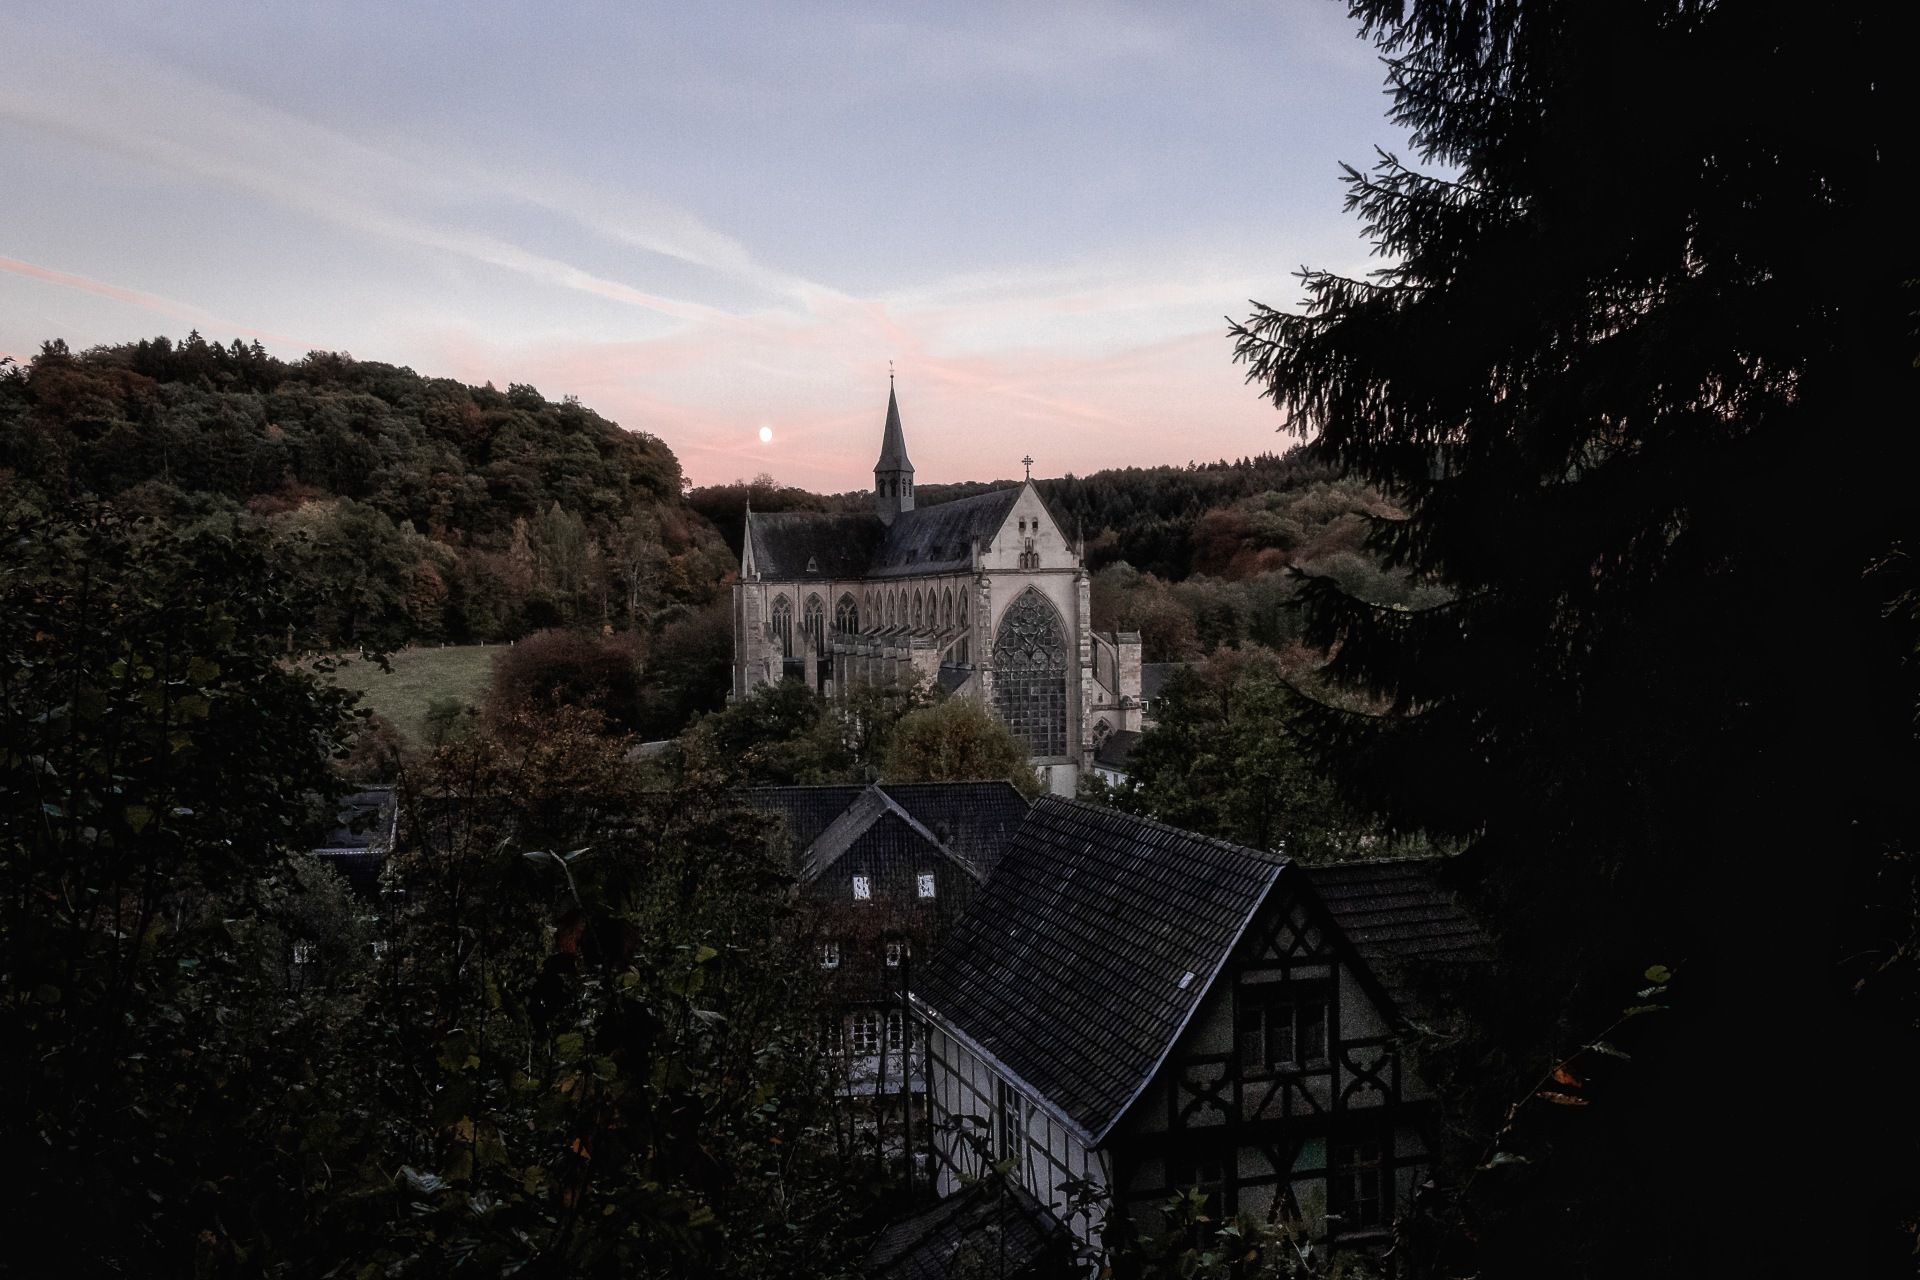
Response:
819,941,840,970
806,556,819,573
852,875,872,901
916,873,936,899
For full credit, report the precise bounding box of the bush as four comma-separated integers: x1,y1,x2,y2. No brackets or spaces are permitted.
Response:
486,628,645,735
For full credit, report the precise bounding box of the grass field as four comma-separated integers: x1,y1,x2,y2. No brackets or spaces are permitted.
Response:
321,644,499,745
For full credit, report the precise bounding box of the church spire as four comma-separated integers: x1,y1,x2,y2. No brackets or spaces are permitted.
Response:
873,371,914,524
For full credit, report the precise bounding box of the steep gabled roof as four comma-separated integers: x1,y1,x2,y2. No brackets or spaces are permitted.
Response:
746,780,1031,885
867,486,1021,578
745,510,886,580
1304,857,1495,1019
916,796,1286,1143
881,781,1030,882
748,784,867,853
875,383,913,473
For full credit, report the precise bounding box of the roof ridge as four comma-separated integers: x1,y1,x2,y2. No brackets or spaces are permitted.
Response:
870,785,977,878
1035,794,1289,867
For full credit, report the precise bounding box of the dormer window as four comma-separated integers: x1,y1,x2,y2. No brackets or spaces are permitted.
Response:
885,941,906,967
916,873,936,899
819,941,840,970
852,875,872,901
806,556,819,574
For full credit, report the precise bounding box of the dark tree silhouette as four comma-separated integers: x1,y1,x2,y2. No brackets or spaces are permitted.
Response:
1232,2,1917,1273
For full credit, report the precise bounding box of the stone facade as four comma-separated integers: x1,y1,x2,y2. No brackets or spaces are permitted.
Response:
731,387,1142,795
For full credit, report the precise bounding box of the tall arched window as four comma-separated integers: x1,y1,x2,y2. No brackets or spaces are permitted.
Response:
960,592,969,626
770,595,793,658
942,588,955,630
912,590,923,629
803,594,825,650
992,588,1068,757
835,593,859,634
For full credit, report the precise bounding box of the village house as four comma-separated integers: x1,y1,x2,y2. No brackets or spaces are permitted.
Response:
912,796,1491,1263
732,384,1144,795
750,781,1030,1103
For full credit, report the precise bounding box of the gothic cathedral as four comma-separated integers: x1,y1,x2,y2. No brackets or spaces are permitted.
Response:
730,385,1144,795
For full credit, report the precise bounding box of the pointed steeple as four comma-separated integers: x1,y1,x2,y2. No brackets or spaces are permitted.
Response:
873,371,915,524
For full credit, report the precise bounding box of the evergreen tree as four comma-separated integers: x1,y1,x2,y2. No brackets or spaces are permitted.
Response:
1231,2,1916,1272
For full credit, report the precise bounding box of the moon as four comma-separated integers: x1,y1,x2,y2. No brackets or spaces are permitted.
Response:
758,425,773,443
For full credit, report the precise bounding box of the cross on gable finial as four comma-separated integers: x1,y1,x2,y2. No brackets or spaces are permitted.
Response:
889,359,894,386
1022,455,1034,481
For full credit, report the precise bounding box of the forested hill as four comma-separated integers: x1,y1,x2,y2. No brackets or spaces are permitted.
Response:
0,335,734,648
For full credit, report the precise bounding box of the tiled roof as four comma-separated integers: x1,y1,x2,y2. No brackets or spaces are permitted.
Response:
864,1175,1069,1280
1139,662,1190,702
867,487,1021,578
744,487,1020,583
803,788,943,882
1305,857,1495,1018
881,781,1030,882
748,781,1030,885
746,511,886,580
1093,730,1142,770
747,784,867,853
916,796,1285,1142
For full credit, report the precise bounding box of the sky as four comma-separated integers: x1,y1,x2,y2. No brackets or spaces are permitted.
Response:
1,1,1411,491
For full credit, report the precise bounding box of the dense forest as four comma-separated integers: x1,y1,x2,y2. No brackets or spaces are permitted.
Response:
0,334,735,647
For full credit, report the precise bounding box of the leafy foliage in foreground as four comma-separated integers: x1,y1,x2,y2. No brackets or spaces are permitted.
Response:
0,499,870,1277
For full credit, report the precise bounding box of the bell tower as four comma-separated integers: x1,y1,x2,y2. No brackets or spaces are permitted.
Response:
873,373,914,525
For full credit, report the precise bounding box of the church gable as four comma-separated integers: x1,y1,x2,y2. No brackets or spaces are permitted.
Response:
978,483,1074,573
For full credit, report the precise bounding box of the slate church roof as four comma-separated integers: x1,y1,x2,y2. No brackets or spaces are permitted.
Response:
915,796,1286,1143
745,486,1025,583
875,382,913,472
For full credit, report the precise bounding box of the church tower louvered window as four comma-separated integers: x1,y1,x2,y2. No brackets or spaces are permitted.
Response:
992,588,1068,757
770,595,793,657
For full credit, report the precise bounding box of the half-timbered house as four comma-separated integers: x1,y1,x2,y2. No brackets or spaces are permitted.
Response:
913,797,1489,1262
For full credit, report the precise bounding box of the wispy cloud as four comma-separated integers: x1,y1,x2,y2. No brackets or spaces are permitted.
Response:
0,255,299,345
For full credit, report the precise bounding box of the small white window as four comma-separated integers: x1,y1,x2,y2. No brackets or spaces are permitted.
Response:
819,941,840,970
885,941,906,968
850,1010,883,1056
916,873,936,899
852,875,872,901
292,941,315,966
369,940,388,959
886,1011,905,1051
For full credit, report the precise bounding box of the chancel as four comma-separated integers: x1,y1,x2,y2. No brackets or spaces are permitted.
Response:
731,380,1145,794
